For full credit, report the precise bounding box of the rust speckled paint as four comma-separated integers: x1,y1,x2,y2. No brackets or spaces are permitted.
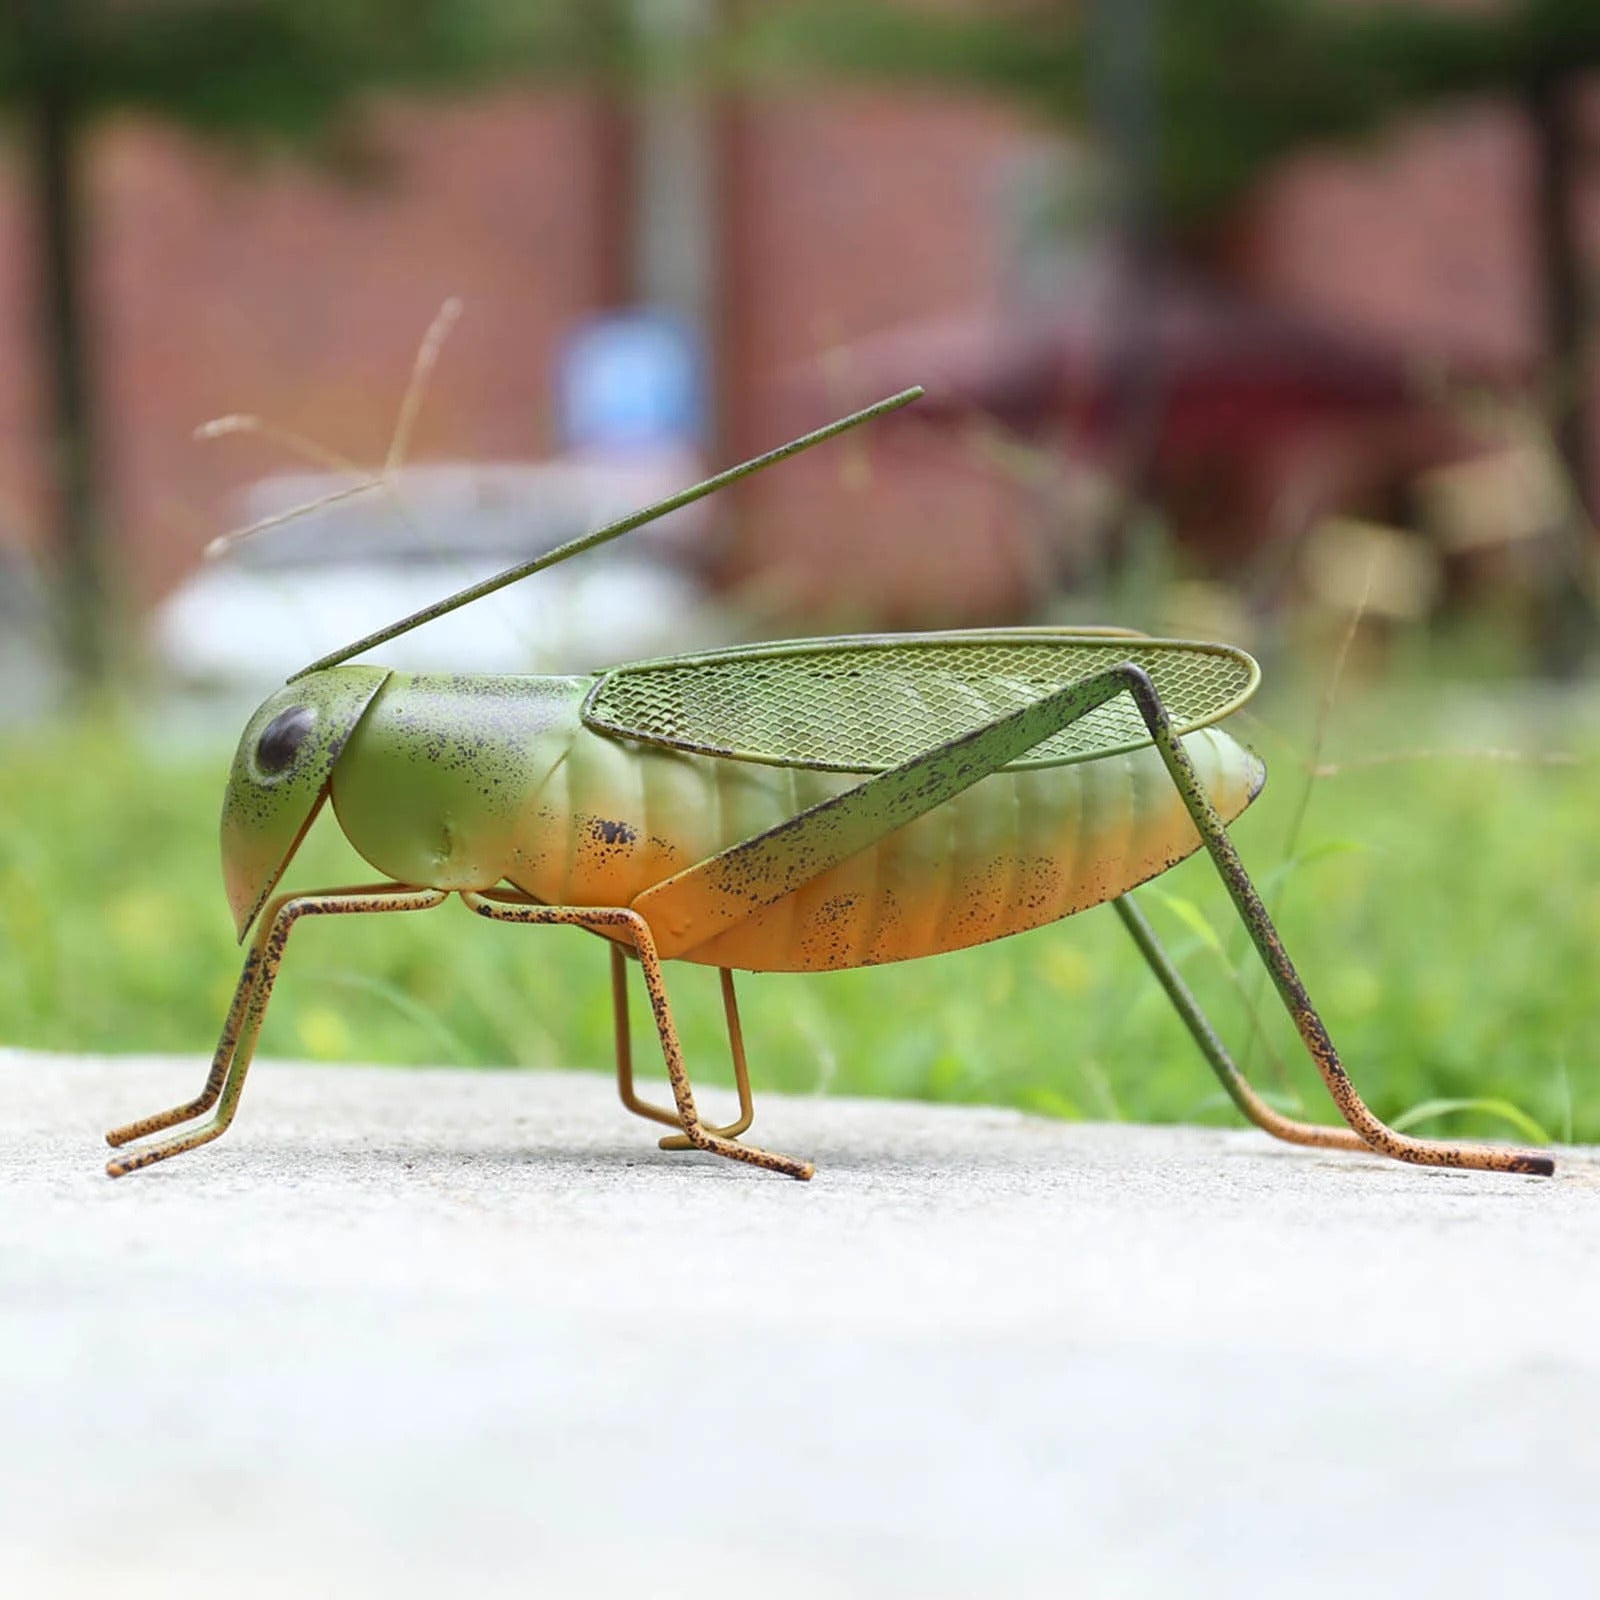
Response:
106,643,1554,1185
324,650,1263,972
101,393,1555,1184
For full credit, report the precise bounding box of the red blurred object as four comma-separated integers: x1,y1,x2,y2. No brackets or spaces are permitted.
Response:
799,258,1526,571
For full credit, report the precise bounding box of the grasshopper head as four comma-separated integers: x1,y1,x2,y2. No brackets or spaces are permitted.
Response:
220,667,391,941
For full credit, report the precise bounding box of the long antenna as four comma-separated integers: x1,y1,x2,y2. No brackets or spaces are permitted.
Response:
289,385,924,680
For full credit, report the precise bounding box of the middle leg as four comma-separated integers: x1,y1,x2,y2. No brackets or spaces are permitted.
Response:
612,946,754,1145
464,890,810,1179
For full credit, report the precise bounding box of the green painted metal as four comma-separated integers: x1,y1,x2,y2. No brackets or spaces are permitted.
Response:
633,665,1168,949
302,657,1262,972
328,672,589,892
220,665,391,939
1111,664,1553,1177
585,632,1259,772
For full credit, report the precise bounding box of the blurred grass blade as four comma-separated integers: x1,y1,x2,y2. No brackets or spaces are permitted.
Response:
1147,890,1226,961
1255,837,1371,898
1144,887,1299,1107
1391,1097,1551,1145
310,970,477,1067
1555,1056,1574,1146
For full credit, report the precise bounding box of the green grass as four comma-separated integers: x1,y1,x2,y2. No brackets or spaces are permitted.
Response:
2,672,1597,1146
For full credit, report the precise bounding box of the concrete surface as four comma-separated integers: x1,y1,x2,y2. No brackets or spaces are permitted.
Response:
2,1049,1598,1599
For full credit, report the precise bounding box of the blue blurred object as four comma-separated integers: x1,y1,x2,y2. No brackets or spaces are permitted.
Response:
557,311,707,454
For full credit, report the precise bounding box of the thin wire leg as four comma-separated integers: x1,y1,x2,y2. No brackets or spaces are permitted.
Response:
611,944,681,1132
1114,894,1370,1154
106,931,269,1147
660,968,755,1149
1118,666,1553,1177
106,884,448,1178
614,950,754,1143
465,890,809,1179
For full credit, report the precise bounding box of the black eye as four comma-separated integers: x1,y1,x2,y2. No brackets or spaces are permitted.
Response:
256,706,317,775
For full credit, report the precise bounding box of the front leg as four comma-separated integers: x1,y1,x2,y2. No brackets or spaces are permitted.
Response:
105,934,269,1149
105,883,448,1178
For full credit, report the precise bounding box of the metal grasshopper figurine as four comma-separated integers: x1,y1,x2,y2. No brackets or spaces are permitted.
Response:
107,387,1554,1180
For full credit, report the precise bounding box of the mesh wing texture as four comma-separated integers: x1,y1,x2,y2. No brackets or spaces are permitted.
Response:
582,634,1260,773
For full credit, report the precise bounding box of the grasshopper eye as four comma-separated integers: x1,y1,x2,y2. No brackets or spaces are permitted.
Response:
256,705,317,775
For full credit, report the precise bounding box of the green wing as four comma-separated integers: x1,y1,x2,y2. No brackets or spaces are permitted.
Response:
582,630,1259,774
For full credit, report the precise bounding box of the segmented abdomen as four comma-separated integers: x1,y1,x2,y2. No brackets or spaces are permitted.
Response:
509,724,1264,972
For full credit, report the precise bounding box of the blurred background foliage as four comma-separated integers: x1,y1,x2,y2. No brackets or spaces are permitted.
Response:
1,1,1598,1148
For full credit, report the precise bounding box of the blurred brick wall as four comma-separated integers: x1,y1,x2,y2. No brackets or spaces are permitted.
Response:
721,91,1046,626
0,86,1043,628
1235,91,1600,518
1238,103,1541,375
1,92,614,606
9,82,1591,631
0,139,45,568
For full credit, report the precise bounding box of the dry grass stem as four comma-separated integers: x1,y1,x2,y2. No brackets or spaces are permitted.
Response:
1311,747,1577,778
196,298,464,561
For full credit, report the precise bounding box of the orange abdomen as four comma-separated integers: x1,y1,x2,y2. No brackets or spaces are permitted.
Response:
508,719,1264,972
